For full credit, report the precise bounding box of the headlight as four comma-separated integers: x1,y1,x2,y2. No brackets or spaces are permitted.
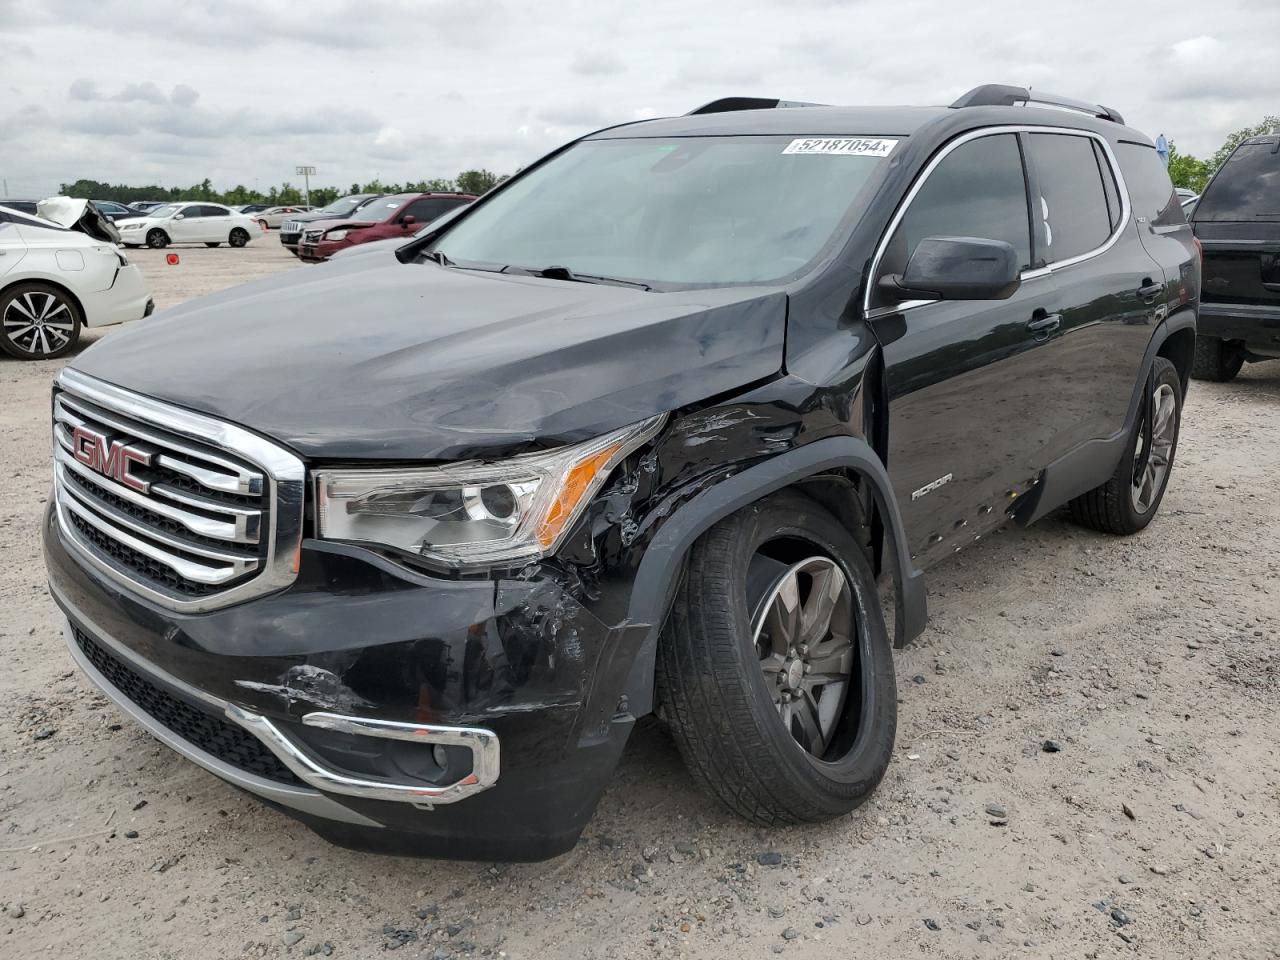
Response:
324,229,349,242
316,415,665,568
121,222,143,230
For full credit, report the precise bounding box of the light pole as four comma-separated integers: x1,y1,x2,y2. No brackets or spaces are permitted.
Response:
295,165,316,207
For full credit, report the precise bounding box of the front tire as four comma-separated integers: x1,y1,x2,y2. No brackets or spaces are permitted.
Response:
656,491,896,825
0,282,83,360
228,228,250,248
146,229,169,249
1190,335,1243,382
1068,356,1181,535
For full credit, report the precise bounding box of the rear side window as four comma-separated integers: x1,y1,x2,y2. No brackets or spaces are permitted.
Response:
404,198,470,223
1194,137,1280,221
1115,142,1183,227
886,133,1032,273
1027,133,1114,262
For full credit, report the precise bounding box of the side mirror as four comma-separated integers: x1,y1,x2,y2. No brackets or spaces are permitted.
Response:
400,215,416,227
173,214,185,220
879,236,1021,302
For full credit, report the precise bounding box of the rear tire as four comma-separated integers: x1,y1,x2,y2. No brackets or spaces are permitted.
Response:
655,491,896,825
0,282,83,360
1067,356,1181,535
146,229,169,249
228,228,249,248
1190,335,1243,382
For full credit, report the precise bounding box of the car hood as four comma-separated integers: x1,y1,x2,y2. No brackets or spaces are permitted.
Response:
71,253,787,461
302,217,377,233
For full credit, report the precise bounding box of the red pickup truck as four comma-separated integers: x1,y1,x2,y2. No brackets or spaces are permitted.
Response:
298,193,475,261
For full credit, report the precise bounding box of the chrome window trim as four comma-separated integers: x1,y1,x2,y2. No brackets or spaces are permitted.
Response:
53,367,305,612
863,124,1134,316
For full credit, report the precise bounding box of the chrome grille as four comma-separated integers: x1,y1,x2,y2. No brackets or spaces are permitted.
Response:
52,369,305,611
281,220,301,233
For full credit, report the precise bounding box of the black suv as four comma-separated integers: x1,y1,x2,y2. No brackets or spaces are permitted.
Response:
1189,132,1280,380
43,85,1198,862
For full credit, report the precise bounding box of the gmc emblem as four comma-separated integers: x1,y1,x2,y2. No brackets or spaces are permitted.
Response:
71,426,151,493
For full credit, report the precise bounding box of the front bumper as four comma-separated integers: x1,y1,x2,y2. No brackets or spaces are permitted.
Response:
44,504,644,860
298,240,345,262
1199,301,1280,357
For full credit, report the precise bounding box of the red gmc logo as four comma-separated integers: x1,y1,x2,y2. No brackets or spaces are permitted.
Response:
72,426,151,493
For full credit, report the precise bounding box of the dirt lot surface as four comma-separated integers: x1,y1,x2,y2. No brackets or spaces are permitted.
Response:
2,242,1278,959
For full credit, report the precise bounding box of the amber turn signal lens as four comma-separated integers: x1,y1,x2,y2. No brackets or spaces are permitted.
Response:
535,441,624,549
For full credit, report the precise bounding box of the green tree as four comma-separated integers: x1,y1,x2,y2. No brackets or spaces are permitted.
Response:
1208,115,1280,173
455,169,502,195
1166,143,1211,194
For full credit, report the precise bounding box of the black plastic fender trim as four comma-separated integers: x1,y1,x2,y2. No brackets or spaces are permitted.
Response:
620,435,928,717
1016,307,1197,526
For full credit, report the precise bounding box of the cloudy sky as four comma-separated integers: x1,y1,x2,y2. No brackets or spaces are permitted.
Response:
1,0,1276,198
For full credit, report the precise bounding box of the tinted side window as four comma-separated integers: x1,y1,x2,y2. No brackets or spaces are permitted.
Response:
1115,142,1184,227
404,199,468,223
886,133,1031,274
1194,137,1280,222
1027,133,1113,262
204,205,230,217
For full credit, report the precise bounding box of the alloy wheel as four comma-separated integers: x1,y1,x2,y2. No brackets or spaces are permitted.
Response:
749,554,856,760
1131,383,1177,513
3,290,75,357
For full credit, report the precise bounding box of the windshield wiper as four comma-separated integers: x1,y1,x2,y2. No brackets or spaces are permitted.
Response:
511,264,652,291
421,249,454,267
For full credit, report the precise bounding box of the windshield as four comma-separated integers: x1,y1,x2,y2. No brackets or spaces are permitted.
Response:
431,135,894,286
150,205,181,218
1195,138,1280,221
351,195,413,222
318,196,373,217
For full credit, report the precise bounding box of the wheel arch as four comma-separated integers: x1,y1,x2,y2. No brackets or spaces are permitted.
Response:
1156,321,1196,394
622,435,927,716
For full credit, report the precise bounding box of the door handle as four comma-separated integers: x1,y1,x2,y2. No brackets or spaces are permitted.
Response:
1136,280,1163,299
1026,312,1061,336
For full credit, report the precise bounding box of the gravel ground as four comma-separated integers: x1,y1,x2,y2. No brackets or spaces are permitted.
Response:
2,242,1278,959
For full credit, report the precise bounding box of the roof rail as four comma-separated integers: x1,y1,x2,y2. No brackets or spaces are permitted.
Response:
950,84,1125,125
686,97,826,116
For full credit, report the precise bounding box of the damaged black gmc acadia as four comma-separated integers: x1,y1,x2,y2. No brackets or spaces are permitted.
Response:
44,86,1199,860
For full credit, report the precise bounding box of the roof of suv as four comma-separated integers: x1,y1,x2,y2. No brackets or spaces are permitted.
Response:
588,87,1146,144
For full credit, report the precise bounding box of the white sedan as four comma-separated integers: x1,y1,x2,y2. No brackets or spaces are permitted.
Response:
114,202,262,249
0,199,152,360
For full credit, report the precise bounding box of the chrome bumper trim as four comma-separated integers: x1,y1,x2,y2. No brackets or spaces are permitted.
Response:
61,618,381,829
224,707,500,807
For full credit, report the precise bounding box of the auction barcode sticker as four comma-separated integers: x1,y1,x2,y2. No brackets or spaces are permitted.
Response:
782,137,899,157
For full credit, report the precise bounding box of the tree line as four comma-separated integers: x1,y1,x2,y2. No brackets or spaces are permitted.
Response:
57,170,510,207
1166,115,1278,194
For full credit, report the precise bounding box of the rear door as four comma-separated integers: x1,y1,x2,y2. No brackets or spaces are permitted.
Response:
201,205,235,241
1022,131,1168,457
0,210,29,278
870,132,1062,565
1190,135,1280,346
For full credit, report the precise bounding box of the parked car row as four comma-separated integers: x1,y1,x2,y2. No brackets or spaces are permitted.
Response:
295,192,475,261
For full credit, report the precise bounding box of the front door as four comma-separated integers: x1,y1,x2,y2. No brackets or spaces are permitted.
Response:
171,207,204,242
870,132,1063,566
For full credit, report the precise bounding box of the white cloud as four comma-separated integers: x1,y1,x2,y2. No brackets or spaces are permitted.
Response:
1,0,1277,198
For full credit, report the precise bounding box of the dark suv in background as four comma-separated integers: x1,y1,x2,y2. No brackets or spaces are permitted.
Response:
280,194,384,256
298,192,475,261
43,85,1197,861
1189,132,1280,380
